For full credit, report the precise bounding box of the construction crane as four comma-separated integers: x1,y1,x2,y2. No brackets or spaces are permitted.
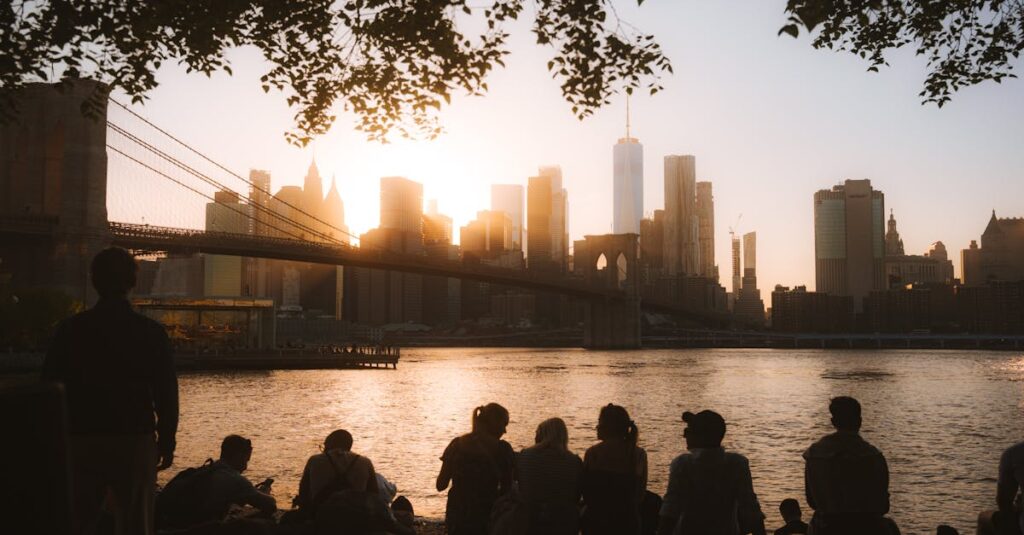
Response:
729,213,743,241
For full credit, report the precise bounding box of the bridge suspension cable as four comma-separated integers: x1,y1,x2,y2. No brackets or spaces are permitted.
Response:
106,145,314,243
107,121,341,245
107,97,364,246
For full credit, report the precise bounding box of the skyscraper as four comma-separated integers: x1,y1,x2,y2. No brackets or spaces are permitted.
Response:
538,165,568,270
731,235,741,295
696,181,716,279
205,190,246,296
743,232,757,284
491,184,524,250
612,107,643,235
248,169,271,237
322,174,348,244
814,179,886,310
527,174,553,270
301,159,325,240
381,176,424,241
423,199,453,245
663,155,698,276
734,231,765,324
885,209,904,256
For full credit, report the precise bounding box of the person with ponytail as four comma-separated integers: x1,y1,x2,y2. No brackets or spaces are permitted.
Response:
581,404,648,535
436,402,515,535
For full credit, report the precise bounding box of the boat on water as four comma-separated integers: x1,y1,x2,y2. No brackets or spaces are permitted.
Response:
173,344,400,371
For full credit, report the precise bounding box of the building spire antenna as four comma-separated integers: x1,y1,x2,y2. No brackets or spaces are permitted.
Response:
626,93,631,140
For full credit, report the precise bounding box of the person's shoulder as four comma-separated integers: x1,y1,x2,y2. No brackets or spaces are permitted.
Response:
669,451,694,469
803,432,839,459
723,450,750,464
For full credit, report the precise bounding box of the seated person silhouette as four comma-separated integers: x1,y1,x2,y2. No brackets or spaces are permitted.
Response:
978,439,1024,535
657,409,766,535
157,435,275,528
803,397,892,535
773,499,807,535
295,429,379,511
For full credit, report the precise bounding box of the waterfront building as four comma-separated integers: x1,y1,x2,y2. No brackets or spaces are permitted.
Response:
612,120,643,234
204,189,246,296
863,282,958,333
882,211,954,287
491,184,524,250
663,155,698,276
814,179,885,311
960,211,1024,285
771,285,855,333
956,280,1024,333
696,181,716,279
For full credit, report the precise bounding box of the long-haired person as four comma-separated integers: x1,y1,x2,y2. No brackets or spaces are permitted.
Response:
581,404,648,535
517,417,584,535
437,403,515,535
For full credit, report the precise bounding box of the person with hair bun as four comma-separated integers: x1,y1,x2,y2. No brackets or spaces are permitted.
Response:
581,404,648,535
437,402,515,535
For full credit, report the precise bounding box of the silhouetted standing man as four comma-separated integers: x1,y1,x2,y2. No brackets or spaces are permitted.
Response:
803,397,890,535
42,247,178,535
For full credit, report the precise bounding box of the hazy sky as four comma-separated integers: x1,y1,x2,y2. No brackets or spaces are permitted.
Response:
106,1,1024,292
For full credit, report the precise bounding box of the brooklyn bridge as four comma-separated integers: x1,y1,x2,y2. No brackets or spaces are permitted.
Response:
0,80,732,349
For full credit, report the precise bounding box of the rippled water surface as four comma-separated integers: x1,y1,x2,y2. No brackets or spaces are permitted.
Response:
161,348,1024,534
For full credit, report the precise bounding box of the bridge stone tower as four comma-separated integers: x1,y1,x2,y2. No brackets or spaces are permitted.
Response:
0,80,111,304
574,233,642,349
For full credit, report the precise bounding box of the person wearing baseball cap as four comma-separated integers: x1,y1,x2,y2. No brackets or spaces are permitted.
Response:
803,397,893,535
657,410,766,535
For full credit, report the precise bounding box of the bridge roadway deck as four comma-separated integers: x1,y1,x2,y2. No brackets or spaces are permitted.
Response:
0,216,732,325
109,222,623,300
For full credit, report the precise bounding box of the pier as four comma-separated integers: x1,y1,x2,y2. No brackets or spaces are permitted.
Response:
172,346,400,371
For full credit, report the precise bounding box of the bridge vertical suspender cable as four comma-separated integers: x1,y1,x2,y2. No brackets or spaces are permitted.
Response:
106,97,365,246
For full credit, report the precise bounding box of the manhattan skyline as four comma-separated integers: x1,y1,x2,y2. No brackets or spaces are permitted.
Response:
104,1,1024,292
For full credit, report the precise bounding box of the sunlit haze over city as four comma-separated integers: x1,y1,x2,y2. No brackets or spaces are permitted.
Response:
106,1,1024,292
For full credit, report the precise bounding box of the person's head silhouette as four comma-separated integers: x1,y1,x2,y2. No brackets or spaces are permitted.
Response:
829,396,862,432
324,429,354,452
779,498,802,523
597,404,638,444
534,417,570,452
90,247,137,299
682,409,726,449
220,434,253,472
472,403,509,439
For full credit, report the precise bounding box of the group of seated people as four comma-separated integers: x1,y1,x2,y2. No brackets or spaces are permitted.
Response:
435,397,1019,535
155,430,414,534
156,396,1023,535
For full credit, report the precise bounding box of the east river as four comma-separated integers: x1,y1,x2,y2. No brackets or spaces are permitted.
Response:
159,348,1024,534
